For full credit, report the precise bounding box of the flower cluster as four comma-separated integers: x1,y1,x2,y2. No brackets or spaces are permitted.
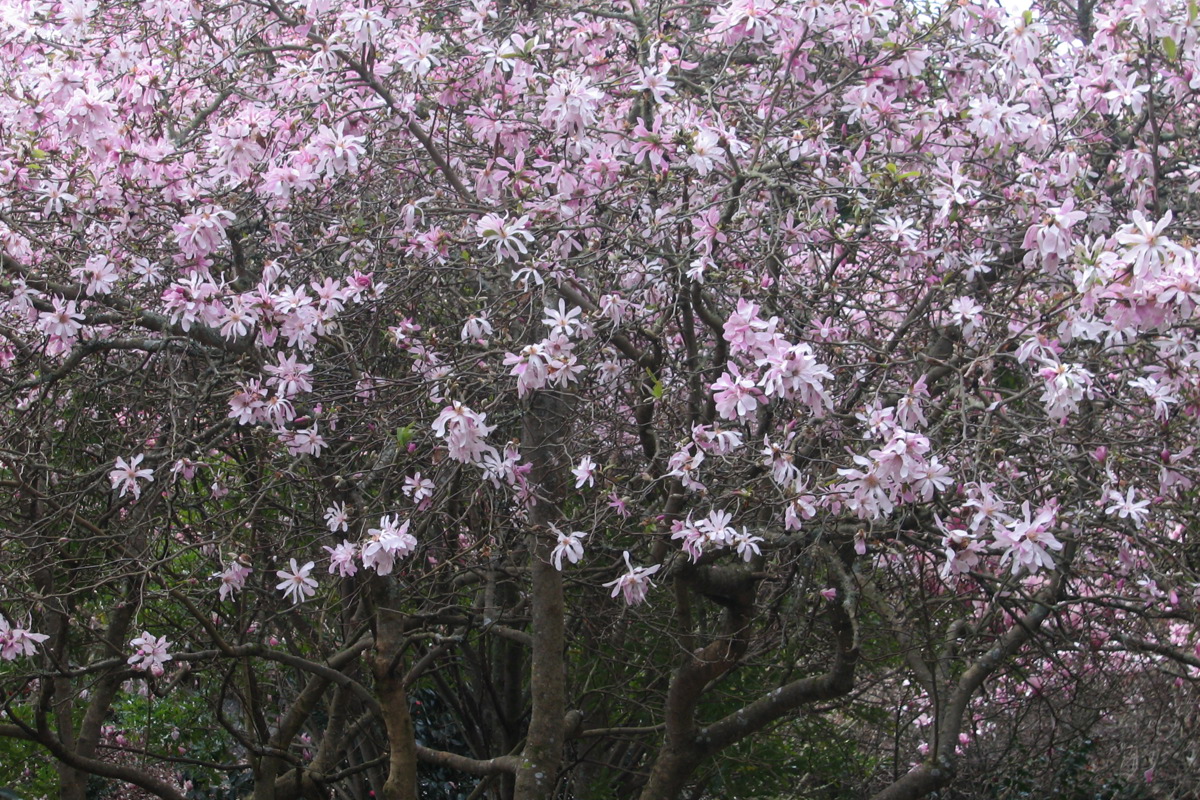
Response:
710,300,832,422
362,515,418,576
833,424,952,521
432,402,497,465
502,301,587,397
671,509,763,562
937,486,1065,578
127,632,173,676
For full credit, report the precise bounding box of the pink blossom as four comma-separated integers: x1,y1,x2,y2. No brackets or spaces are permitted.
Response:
1022,197,1087,270
541,71,603,133
708,0,778,44
1115,210,1179,275
630,117,669,170
1105,488,1151,529
692,424,743,454
631,67,675,103
362,516,417,576
667,444,706,493
603,552,661,606
275,559,318,604
572,455,598,488
398,32,441,76
38,180,77,215
993,502,1062,575
686,129,725,176
722,299,774,354
938,521,986,583
324,502,350,533
731,528,764,561
310,122,367,177
504,343,549,397
550,527,587,570
171,458,201,481
110,454,154,499
1129,376,1178,422
128,632,173,676
543,300,583,337
402,473,436,506
173,206,234,259
1038,362,1095,421
711,364,761,421
607,493,630,517
228,380,266,425
476,213,534,260
432,402,497,464
72,254,119,296
756,342,832,414
0,618,49,661
324,540,359,577
461,312,494,342
38,298,86,341
947,296,984,338
212,560,252,602
219,297,258,340
264,352,314,397
339,6,389,46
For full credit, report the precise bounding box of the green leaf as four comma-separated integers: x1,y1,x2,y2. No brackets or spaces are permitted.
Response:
395,425,414,449
1162,36,1177,60
645,368,664,401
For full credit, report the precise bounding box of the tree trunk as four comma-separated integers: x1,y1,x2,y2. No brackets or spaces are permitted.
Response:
374,585,418,800
513,388,570,800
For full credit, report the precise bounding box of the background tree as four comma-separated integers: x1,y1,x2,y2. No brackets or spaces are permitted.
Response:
2,0,1200,799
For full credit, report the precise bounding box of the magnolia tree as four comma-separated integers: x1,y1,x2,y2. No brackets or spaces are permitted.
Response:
3,0,1200,797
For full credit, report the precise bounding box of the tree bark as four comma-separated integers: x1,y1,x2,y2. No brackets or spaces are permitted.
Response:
373,588,418,800
514,388,571,800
